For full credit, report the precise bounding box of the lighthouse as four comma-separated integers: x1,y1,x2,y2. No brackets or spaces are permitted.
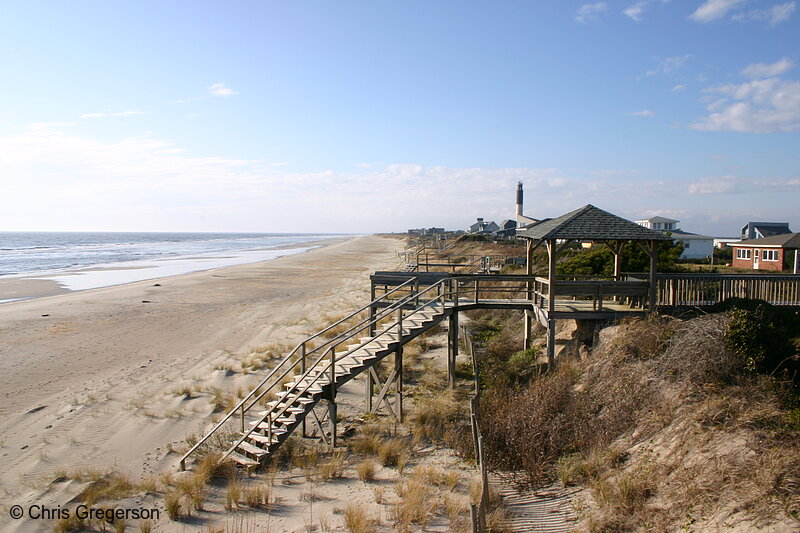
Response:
515,181,539,229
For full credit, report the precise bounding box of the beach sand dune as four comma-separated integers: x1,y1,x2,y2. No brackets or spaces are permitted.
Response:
0,235,403,529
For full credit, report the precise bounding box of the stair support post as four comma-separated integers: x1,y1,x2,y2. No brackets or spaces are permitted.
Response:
523,310,533,351
394,338,403,424
448,311,459,389
368,284,376,337
301,342,307,437
365,371,373,413
546,318,556,368
328,346,337,449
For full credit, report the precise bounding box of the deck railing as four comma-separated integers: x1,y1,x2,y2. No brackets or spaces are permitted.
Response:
655,273,800,307
532,277,650,310
462,326,489,533
373,272,800,312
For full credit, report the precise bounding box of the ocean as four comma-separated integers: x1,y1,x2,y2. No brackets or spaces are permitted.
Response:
0,232,349,297
0,232,343,276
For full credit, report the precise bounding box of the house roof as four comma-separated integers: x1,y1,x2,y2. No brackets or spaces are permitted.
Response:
730,232,800,249
498,219,517,229
636,215,679,224
671,230,713,240
753,225,792,238
518,204,670,241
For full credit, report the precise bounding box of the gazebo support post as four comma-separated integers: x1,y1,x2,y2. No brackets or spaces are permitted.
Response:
606,240,626,303
546,239,557,368
524,239,534,350
648,240,657,312
523,239,544,350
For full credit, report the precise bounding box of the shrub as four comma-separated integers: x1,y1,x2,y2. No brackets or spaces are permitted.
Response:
724,303,800,381
344,503,374,533
165,491,183,520
356,461,377,482
378,438,407,467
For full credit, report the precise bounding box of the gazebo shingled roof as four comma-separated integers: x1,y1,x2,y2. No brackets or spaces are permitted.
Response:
518,204,670,242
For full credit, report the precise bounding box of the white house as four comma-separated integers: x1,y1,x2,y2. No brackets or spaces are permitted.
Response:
635,216,714,259
467,218,499,234
635,216,678,232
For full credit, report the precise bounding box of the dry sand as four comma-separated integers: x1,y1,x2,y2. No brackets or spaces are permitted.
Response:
0,235,414,532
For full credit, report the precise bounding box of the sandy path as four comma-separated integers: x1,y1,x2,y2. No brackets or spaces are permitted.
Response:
0,235,403,522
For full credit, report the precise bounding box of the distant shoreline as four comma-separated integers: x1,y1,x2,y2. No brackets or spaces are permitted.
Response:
0,236,352,304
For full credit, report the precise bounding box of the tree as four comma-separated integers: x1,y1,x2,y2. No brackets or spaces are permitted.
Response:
556,239,684,276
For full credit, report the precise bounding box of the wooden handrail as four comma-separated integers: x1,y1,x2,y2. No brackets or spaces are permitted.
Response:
179,276,421,470
220,279,450,464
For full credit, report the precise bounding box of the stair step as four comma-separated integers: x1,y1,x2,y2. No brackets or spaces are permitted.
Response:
275,393,314,404
249,421,288,433
242,433,280,446
284,382,324,393
228,451,260,467
237,440,269,457
260,405,305,415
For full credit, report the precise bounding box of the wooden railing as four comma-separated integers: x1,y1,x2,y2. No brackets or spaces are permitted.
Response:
179,276,450,470
655,273,800,307
462,326,489,533
373,272,800,313
532,277,650,310
401,252,518,274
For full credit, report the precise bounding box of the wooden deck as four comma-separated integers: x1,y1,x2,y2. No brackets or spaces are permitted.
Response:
445,298,645,320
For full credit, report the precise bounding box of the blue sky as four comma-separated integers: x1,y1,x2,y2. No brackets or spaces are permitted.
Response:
1,1,798,236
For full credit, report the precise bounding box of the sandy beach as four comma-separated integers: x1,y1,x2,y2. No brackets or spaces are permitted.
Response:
0,235,407,531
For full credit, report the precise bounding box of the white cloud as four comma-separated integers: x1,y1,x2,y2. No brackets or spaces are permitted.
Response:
688,174,800,194
624,1,648,21
689,0,746,22
1,122,796,233
575,3,608,23
741,58,794,79
630,109,655,117
81,110,145,119
733,1,796,25
645,55,692,76
691,77,800,133
209,82,237,97
688,175,738,194
672,84,687,91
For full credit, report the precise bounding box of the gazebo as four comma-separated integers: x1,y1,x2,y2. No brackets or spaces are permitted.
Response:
517,204,670,364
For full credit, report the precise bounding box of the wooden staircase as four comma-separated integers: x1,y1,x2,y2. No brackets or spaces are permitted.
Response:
179,277,450,471
228,304,445,467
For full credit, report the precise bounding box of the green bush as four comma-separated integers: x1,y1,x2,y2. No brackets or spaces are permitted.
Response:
723,302,800,380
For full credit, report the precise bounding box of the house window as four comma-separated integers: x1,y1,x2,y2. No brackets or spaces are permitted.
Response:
762,250,779,261
736,248,752,260
684,241,690,248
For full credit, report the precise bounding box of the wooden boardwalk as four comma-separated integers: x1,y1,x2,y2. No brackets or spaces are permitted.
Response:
491,475,578,533
179,269,800,529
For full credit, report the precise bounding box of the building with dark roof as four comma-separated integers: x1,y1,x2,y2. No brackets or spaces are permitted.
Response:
729,233,800,272
741,221,792,240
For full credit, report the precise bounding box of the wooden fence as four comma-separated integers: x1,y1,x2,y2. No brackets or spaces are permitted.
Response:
655,273,800,307
463,326,490,533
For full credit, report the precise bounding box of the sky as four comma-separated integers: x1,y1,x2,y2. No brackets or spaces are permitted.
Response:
0,1,798,237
